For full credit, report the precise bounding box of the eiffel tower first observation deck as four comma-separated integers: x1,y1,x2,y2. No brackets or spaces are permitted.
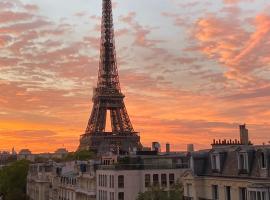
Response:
79,0,142,153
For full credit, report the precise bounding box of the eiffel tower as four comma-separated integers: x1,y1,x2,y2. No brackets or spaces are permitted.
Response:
79,0,142,153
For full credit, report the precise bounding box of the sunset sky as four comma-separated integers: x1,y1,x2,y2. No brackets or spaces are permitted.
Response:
1,0,270,153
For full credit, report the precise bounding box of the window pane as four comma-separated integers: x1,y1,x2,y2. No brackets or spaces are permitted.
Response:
169,173,175,186
153,174,159,186
239,187,247,200
161,174,167,187
212,185,219,200
145,174,151,188
118,192,124,200
225,186,231,200
118,175,124,188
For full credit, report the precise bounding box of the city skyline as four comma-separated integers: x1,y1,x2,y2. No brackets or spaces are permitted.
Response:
1,0,270,153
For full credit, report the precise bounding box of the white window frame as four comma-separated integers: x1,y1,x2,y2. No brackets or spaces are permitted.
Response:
248,188,269,200
238,152,249,171
211,153,221,171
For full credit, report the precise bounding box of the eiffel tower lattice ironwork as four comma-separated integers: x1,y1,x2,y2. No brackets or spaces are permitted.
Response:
79,0,142,153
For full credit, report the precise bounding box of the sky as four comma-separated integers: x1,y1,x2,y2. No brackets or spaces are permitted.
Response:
0,0,270,153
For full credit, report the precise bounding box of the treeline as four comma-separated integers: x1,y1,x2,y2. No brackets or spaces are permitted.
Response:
34,150,96,163
0,160,30,200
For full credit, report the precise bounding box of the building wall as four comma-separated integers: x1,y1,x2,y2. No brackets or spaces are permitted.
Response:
183,175,270,200
97,169,185,200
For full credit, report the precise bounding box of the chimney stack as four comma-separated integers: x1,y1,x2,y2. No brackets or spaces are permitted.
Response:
187,144,194,152
166,143,170,153
239,124,249,145
152,142,161,152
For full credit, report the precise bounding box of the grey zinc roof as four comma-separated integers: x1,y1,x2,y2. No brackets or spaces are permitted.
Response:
193,145,270,179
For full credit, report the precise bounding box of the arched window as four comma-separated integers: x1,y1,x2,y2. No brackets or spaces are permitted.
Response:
261,152,266,168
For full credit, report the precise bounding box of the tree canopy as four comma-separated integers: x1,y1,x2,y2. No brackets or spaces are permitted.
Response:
63,150,96,161
0,160,30,200
137,182,184,200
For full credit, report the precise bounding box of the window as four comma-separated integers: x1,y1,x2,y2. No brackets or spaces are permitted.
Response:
112,175,114,188
239,187,247,200
239,154,245,169
118,175,124,188
261,152,267,169
186,183,192,197
225,186,231,200
105,175,107,187
110,192,114,200
145,174,151,188
118,192,124,200
153,174,159,186
169,173,175,186
105,191,108,200
249,191,256,200
161,174,167,187
212,185,219,200
211,154,220,171
249,191,267,200
238,153,248,172
98,175,101,187
109,175,114,188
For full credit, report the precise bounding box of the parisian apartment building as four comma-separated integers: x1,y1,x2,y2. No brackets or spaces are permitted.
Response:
26,125,270,200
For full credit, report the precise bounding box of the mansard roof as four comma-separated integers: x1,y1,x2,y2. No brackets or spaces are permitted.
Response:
192,145,270,179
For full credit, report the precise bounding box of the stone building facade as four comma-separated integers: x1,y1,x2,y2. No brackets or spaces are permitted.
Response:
182,125,270,200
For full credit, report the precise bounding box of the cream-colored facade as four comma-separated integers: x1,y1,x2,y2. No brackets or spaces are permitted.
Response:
97,168,186,200
183,171,270,200
183,125,270,200
96,153,190,200
182,145,270,200
27,162,55,200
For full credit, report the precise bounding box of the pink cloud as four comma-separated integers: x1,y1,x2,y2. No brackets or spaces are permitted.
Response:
223,0,254,4
24,4,39,12
0,11,33,23
190,12,270,84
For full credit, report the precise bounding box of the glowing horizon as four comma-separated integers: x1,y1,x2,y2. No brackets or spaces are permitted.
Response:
1,0,270,153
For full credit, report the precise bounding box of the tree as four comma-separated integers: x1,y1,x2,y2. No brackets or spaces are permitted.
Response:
63,150,95,162
137,182,183,200
137,186,168,200
168,182,184,200
0,160,30,200
75,150,95,160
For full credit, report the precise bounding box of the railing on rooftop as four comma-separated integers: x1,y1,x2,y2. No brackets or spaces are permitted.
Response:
98,163,189,170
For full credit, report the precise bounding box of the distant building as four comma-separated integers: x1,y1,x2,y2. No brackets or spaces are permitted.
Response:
182,125,270,200
18,149,34,162
17,148,70,162
53,148,69,159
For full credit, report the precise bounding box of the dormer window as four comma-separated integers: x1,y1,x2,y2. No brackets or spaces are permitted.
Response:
261,152,267,169
238,152,248,173
211,153,220,172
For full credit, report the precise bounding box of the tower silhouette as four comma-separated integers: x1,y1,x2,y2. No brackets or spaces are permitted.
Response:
79,0,142,153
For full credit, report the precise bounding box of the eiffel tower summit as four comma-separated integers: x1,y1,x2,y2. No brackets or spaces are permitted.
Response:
79,0,142,153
